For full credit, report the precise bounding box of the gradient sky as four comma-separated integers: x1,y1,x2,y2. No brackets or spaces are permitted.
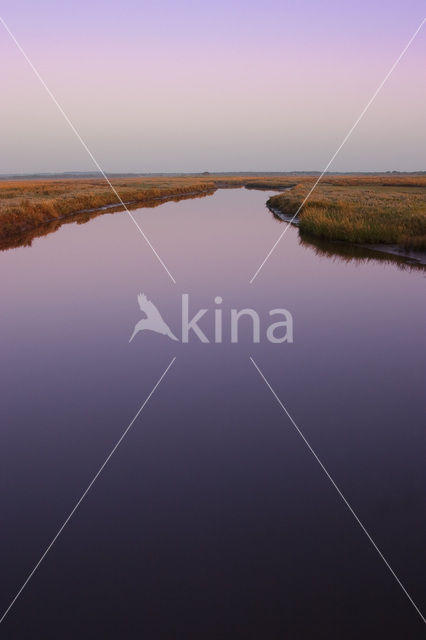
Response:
1,0,425,173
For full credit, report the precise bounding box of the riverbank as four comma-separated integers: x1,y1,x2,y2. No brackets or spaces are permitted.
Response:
1,174,426,256
0,177,215,240
0,175,296,244
0,189,217,251
267,176,426,251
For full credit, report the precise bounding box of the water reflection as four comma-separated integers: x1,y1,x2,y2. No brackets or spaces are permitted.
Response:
0,190,215,252
269,207,426,272
3,186,425,276
299,233,426,272
0,187,425,638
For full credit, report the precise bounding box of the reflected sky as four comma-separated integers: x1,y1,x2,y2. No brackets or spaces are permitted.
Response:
0,188,425,638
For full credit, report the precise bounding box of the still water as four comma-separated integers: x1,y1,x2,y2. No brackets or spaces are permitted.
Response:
1,188,425,638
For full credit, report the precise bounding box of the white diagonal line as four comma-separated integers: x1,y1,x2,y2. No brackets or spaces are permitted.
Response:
0,15,176,284
250,356,426,626
249,17,426,284
0,356,176,626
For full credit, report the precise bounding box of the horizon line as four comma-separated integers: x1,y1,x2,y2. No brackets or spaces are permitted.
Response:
1,169,426,180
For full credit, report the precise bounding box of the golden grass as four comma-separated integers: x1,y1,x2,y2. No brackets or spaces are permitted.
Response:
0,177,219,239
1,174,426,252
0,189,214,251
267,176,426,250
0,174,300,245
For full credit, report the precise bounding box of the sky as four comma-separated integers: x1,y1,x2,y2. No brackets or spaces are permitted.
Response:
0,0,425,174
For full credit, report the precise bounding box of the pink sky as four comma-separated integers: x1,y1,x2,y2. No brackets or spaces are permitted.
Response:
0,0,425,173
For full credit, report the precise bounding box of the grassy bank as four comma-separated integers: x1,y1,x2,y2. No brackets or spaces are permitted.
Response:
0,174,295,243
267,176,426,250
0,190,214,251
0,177,217,239
1,174,426,252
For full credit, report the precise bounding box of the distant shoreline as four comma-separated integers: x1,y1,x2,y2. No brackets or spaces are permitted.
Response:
1,170,425,181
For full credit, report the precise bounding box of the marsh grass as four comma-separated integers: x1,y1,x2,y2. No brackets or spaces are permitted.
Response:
0,189,215,251
0,177,219,239
268,177,426,250
0,174,298,242
2,174,426,251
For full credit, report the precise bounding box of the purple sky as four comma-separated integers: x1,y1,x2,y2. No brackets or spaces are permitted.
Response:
1,0,425,173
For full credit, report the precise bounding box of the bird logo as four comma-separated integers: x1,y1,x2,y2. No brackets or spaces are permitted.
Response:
129,293,179,343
